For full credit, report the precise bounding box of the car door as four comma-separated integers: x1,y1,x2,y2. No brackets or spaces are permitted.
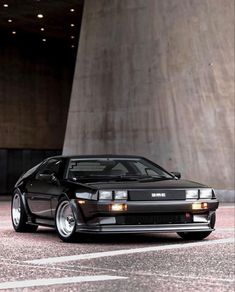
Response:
25,158,64,218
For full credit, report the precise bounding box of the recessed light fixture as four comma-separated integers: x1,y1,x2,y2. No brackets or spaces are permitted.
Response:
70,36,75,39
42,38,46,42
70,23,75,27
8,19,12,23
40,28,45,31
70,8,75,12
3,4,8,8
37,14,44,18
12,31,16,35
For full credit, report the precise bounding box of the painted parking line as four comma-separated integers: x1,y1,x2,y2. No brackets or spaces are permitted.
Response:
26,237,234,265
0,275,127,290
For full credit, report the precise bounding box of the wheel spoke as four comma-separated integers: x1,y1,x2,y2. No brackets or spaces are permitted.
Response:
56,201,75,238
12,194,21,227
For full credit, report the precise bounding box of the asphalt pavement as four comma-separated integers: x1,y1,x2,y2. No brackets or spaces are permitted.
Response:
0,200,234,292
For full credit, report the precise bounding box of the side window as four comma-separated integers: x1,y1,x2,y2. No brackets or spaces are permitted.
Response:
36,159,62,179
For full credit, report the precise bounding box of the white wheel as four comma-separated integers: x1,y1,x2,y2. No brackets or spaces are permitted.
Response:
11,191,38,232
12,193,21,227
56,200,76,241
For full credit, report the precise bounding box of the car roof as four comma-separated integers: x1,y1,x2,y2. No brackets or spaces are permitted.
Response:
47,154,146,160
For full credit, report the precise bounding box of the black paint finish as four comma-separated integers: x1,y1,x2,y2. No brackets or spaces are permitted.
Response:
14,155,219,234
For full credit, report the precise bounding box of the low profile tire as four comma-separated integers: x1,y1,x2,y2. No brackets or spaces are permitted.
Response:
177,231,212,240
55,199,77,242
11,191,38,233
177,213,216,240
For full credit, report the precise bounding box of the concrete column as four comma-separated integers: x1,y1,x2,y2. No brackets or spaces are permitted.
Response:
63,0,234,190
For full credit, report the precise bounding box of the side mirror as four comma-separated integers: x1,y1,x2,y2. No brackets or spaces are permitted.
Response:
171,172,181,179
37,173,52,181
38,173,59,184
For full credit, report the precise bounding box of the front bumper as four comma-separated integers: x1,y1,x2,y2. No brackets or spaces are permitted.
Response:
76,223,214,234
71,198,219,234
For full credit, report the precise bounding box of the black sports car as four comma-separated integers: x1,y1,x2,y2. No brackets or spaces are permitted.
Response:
11,155,219,242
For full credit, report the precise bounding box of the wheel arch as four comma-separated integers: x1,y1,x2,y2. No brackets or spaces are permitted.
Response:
13,188,28,213
56,192,85,224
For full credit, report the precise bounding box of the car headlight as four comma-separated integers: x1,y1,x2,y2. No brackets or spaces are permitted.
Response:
200,188,212,199
114,190,128,200
186,189,198,200
75,192,92,199
99,190,113,200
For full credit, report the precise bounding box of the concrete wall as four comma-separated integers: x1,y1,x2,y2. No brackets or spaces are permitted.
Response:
64,0,234,190
0,40,74,150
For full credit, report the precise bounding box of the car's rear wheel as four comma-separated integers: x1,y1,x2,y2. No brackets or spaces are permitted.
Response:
11,191,38,232
55,199,76,242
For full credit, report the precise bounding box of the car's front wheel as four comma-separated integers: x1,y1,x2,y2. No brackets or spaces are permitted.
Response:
55,199,77,242
177,231,212,240
177,213,216,240
11,191,38,232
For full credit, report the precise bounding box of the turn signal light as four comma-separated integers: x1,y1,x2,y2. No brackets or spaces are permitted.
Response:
110,204,128,212
192,202,208,210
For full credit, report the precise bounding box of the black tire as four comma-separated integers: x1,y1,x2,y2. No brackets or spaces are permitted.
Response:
177,230,212,240
177,212,216,240
11,191,38,233
55,199,77,242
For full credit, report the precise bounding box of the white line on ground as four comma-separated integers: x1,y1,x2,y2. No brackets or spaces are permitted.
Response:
0,275,127,290
26,237,234,265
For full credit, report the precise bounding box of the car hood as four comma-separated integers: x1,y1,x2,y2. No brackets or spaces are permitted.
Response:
85,179,208,190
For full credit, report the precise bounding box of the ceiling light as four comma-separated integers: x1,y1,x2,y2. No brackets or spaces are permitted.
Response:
8,19,12,23
70,36,75,39
40,28,45,31
70,8,75,12
42,38,46,42
3,4,8,8
37,14,44,19
12,31,16,35
70,23,75,27
71,45,75,48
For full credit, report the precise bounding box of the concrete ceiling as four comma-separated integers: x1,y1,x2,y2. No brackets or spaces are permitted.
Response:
0,0,84,49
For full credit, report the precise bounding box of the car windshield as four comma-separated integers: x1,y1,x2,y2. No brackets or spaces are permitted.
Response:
67,158,173,181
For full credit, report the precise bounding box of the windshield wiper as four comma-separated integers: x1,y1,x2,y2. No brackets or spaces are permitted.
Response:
69,174,172,182
137,176,172,181
70,175,140,181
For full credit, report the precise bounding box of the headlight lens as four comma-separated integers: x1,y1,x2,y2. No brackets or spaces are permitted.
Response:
186,189,198,200
114,190,128,200
200,188,212,199
99,190,113,200
75,192,92,199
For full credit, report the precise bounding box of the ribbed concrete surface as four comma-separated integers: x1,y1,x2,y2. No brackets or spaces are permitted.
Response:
63,0,234,190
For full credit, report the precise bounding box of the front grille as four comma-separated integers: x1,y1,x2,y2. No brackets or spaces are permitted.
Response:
128,190,185,201
116,213,192,225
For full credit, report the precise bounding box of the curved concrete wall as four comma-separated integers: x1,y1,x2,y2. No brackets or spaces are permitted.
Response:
63,0,234,190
